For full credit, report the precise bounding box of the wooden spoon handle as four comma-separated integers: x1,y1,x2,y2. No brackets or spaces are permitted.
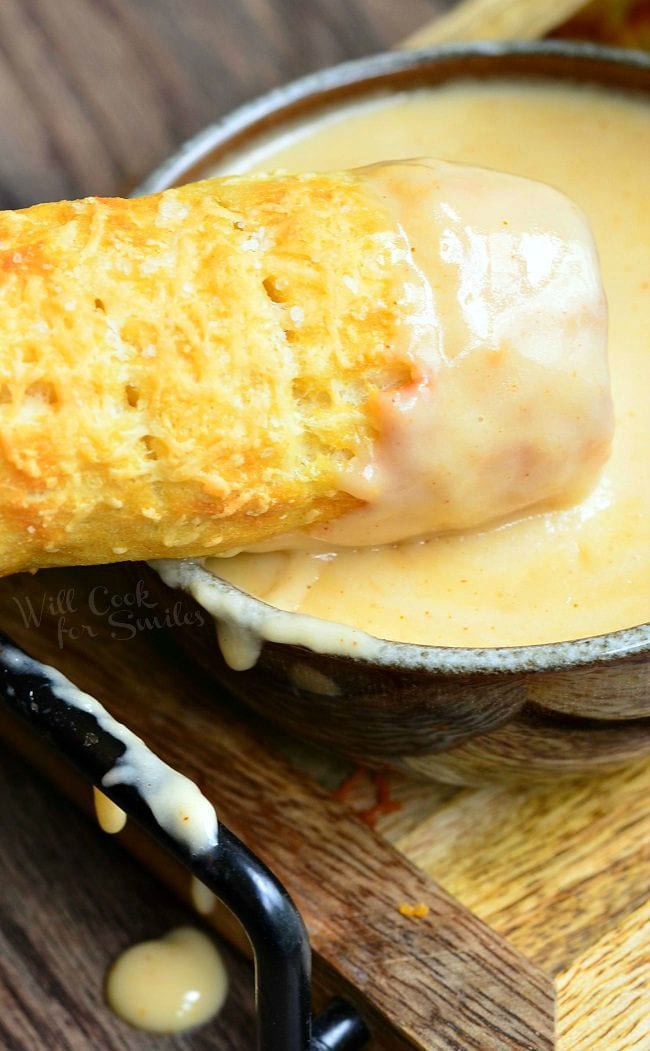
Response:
400,0,587,47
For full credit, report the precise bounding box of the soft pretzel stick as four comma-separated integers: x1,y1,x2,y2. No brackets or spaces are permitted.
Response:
0,162,612,575
0,171,420,575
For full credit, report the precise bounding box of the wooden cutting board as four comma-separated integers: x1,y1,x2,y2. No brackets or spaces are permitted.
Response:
1,1,649,1049
2,559,649,1050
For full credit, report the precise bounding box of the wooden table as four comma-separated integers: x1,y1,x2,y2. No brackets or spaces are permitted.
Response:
0,0,443,209
0,3,446,1049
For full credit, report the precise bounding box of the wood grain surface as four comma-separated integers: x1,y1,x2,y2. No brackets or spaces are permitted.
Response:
0,1,649,1049
0,742,256,1050
400,0,587,46
556,901,650,1050
0,0,445,210
0,565,555,1050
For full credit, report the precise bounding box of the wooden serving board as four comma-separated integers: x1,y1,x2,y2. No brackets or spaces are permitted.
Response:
1,2,649,1049
1,563,649,1050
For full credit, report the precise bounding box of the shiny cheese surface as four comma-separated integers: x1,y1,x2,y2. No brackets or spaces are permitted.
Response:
106,927,228,1033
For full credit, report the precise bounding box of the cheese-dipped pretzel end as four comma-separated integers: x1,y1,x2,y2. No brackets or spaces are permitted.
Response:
0,161,612,576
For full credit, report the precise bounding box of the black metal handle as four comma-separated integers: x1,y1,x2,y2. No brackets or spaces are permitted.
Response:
0,631,369,1051
311,999,370,1051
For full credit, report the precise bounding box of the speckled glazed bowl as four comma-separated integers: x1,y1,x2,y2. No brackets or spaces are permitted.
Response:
141,43,650,785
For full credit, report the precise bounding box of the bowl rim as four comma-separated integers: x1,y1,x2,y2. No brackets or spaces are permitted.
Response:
144,40,650,674
136,39,650,196
153,558,650,675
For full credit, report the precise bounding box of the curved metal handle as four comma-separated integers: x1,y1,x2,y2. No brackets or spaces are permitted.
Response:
0,631,369,1051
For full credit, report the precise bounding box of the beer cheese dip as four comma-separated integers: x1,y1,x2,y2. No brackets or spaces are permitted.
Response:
207,80,650,648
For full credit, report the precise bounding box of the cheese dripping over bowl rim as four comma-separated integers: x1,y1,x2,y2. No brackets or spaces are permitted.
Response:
152,557,650,674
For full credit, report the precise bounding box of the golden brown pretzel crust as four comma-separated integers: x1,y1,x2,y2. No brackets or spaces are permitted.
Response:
0,173,413,575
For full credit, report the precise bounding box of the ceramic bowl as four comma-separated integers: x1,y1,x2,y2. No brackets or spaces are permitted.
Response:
141,42,650,785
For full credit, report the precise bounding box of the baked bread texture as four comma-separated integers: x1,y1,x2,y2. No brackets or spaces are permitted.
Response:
0,173,414,576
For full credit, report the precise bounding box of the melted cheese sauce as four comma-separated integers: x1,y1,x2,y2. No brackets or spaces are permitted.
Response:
106,927,228,1033
253,158,611,548
0,644,226,1034
93,787,127,835
209,81,650,647
2,644,218,853
190,875,217,916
